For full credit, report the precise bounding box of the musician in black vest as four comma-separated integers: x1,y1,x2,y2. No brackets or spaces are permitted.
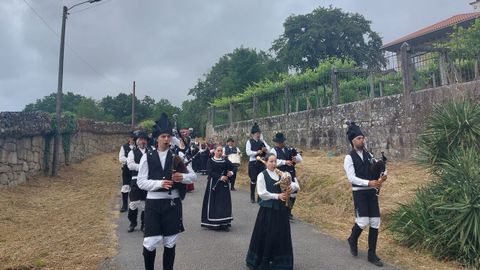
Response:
269,133,302,220
118,132,136,212
137,113,197,270
223,138,241,191
126,131,150,233
245,122,270,203
344,122,387,267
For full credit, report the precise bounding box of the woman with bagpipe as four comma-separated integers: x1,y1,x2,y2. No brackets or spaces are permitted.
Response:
246,153,299,270
201,145,235,231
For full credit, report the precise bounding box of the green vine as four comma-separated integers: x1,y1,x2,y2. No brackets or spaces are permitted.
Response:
43,132,54,175
50,112,77,166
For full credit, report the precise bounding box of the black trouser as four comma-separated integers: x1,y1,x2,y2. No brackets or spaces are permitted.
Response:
229,165,238,189
248,161,265,201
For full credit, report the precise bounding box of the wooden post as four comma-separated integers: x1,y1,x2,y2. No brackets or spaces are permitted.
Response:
229,103,233,125
131,81,136,128
400,42,412,113
439,51,449,86
315,86,320,108
432,73,437,88
266,100,271,115
253,95,258,119
475,59,479,79
331,68,339,105
369,72,375,98
284,85,290,114
306,94,311,110
295,97,299,112
379,80,384,97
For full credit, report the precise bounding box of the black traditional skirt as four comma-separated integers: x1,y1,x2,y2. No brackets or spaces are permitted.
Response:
246,206,293,270
144,198,184,237
201,177,233,228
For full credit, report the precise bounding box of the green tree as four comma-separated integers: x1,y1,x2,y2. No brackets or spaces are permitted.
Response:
444,19,480,59
24,92,87,114
271,6,385,72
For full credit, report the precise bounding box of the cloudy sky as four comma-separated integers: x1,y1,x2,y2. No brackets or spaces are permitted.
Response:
0,0,473,111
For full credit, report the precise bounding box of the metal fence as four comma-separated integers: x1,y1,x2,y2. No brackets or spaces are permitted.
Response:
210,43,480,126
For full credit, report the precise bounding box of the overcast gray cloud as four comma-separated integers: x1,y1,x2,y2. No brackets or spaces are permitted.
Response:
0,0,473,111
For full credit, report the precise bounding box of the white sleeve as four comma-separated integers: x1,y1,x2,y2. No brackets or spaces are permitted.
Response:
223,147,227,156
344,155,370,186
263,140,271,151
246,140,256,158
181,164,197,184
294,153,303,164
256,172,280,200
137,154,165,191
291,177,300,192
119,146,127,164
237,147,242,156
127,150,139,171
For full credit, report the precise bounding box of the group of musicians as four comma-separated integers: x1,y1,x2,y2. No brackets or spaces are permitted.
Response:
118,115,386,269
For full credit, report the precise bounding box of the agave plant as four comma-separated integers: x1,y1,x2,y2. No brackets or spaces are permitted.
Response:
390,100,480,269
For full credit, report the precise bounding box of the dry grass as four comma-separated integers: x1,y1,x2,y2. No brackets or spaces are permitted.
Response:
0,152,120,270
236,150,464,270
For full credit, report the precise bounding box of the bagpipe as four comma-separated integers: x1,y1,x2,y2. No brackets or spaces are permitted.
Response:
256,156,293,208
364,143,388,196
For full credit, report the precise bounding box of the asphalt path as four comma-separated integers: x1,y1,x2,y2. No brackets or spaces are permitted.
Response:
111,174,400,270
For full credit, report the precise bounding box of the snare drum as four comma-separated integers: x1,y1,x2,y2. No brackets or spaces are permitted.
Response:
227,153,241,165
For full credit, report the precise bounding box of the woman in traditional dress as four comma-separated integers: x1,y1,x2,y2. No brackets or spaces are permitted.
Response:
246,153,299,270
201,145,234,231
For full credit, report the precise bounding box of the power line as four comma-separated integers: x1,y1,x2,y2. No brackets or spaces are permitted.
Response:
21,0,117,88
69,0,113,14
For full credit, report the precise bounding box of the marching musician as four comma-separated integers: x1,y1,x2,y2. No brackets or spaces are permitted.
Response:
118,132,135,212
269,133,302,220
344,122,387,267
245,122,270,203
223,138,241,191
246,153,297,270
137,113,197,270
126,130,150,233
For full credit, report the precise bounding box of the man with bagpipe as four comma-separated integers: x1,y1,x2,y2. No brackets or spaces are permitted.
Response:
137,113,197,270
269,132,302,220
344,122,387,267
126,130,151,233
245,122,271,203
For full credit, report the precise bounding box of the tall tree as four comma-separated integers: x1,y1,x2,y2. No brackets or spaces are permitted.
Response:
271,6,385,71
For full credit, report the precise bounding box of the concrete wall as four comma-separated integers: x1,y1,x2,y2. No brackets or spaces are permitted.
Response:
206,80,480,160
0,112,131,186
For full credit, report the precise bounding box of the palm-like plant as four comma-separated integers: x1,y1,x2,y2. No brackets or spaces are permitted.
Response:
390,100,480,269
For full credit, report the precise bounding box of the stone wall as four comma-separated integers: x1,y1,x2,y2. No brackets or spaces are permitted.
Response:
0,112,131,186
206,80,480,160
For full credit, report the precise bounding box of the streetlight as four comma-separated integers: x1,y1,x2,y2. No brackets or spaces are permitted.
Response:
52,0,102,176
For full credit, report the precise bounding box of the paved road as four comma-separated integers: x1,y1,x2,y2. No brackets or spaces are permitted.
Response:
111,174,400,270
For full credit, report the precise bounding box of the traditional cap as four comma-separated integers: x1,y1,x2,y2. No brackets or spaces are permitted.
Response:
251,122,261,134
272,132,286,143
226,137,234,142
152,113,173,138
346,122,364,145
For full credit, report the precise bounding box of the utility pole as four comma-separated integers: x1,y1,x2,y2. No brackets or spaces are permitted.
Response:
131,81,136,128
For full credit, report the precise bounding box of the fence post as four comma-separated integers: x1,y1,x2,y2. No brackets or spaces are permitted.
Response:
439,51,449,86
369,72,375,98
284,84,290,115
266,100,271,115
253,95,258,119
475,59,479,79
400,42,412,113
315,86,320,108
331,67,339,105
306,94,311,110
432,73,437,88
229,103,233,125
379,79,384,97
295,97,299,112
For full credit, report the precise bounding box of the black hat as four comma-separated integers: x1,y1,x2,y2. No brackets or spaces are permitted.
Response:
152,113,173,138
227,138,234,143
346,122,364,144
272,133,286,143
251,122,261,134
128,131,135,138
134,130,149,140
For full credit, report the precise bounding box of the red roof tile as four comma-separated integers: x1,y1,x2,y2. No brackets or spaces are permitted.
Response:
382,12,480,49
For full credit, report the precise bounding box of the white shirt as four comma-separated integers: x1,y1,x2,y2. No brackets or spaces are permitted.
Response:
245,139,271,162
269,147,303,167
118,144,134,165
127,147,147,172
256,169,300,201
137,148,197,199
343,150,372,191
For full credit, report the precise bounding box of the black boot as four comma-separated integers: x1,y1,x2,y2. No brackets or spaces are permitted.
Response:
347,223,363,256
143,247,156,270
368,227,383,267
250,183,256,203
140,211,145,232
163,246,176,270
120,192,128,212
127,208,138,233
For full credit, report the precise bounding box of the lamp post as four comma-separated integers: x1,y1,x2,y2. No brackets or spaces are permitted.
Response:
52,0,102,177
